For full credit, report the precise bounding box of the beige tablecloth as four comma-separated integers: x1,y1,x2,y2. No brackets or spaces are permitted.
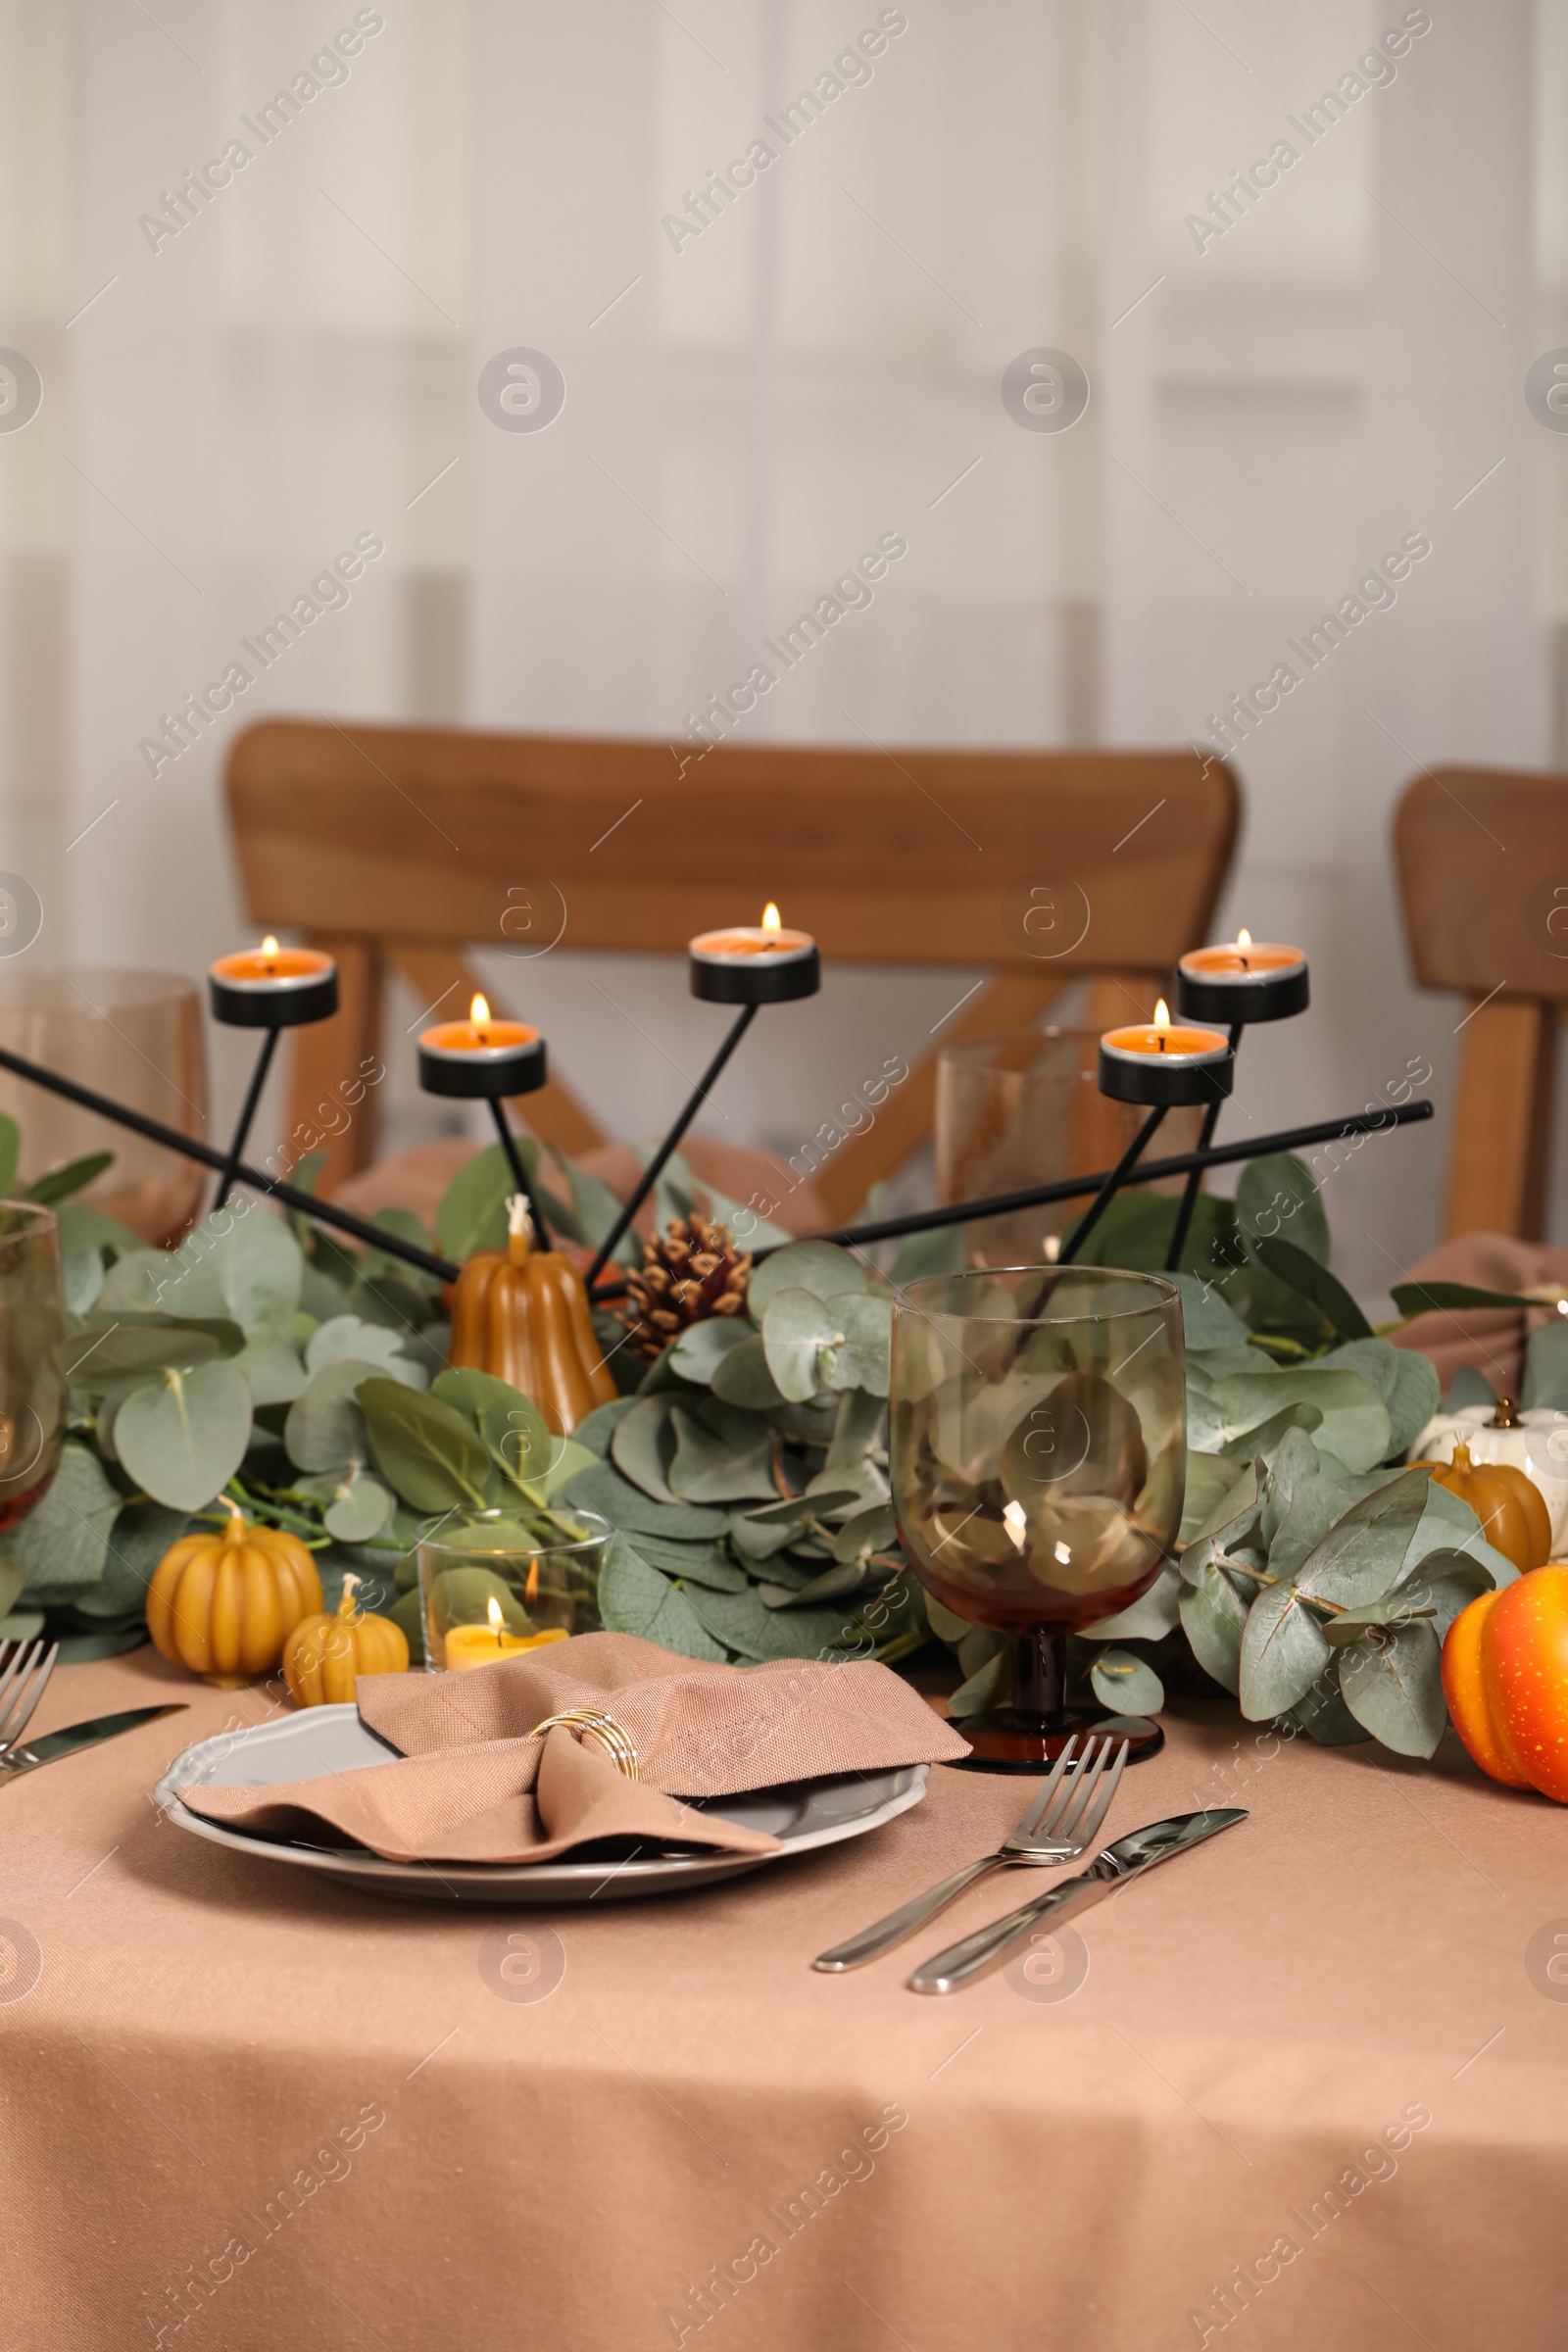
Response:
3,1646,1564,2351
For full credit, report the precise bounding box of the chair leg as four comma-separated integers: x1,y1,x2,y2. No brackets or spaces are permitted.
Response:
1444,998,1554,1241
282,943,384,1196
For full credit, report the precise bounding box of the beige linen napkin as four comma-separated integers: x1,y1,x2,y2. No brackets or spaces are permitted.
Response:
181,1630,970,1865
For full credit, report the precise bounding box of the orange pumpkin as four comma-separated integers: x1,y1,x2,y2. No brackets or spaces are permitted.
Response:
282,1581,409,1706
448,1196,617,1437
1409,1442,1552,1573
148,1508,323,1688
1443,1567,1568,1800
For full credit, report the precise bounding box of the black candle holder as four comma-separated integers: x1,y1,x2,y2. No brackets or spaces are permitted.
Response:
583,928,823,1289
208,951,340,1211
1164,945,1311,1271
416,1029,552,1247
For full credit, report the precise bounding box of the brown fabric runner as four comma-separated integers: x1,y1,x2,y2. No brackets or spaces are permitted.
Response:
180,1631,970,1864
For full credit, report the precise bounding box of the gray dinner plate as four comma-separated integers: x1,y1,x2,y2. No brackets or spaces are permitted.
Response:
155,1705,928,1905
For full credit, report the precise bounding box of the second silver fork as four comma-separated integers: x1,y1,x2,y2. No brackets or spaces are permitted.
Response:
812,1734,1129,1972
0,1639,59,1766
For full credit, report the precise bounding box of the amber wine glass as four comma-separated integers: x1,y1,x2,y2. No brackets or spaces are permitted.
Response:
891,1265,1185,1769
0,1203,68,1536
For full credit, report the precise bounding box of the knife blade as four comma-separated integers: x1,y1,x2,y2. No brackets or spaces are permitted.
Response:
908,1807,1247,1994
1,1702,189,1780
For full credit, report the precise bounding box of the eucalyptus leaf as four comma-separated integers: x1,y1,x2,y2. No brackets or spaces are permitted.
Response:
1177,1559,1249,1693
56,1200,145,1260
1338,1619,1446,1756
946,1644,1011,1719
322,1469,396,1544
821,1293,893,1396
887,1224,965,1284
431,1368,559,1493
63,1249,106,1317
1293,1467,1429,1608
710,1335,786,1411
610,1393,682,1502
70,1500,190,1620
749,1241,867,1317
1081,1562,1183,1642
1260,1425,1330,1547
307,1315,427,1388
1238,1577,1332,1719
1172,1274,1250,1350
284,1357,383,1475
66,1315,246,1388
190,1209,304,1336
563,1457,729,1541
1212,1367,1391,1475
435,1143,518,1261
357,1378,495,1515
1235,1152,1330,1265
233,1335,309,1407
1,1443,122,1595
831,1502,898,1565
1089,1647,1164,1714
681,1580,861,1661
1288,1672,1371,1745
668,1316,753,1387
1524,1320,1568,1413
1391,1280,1541,1318
0,1112,18,1196
571,1397,638,1457
115,1362,253,1513
668,1404,777,1503
779,1559,880,1607
1217,1399,1324,1462
1266,1471,1357,1587
595,1534,727,1660
1320,1338,1440,1460
26,1150,114,1205
1389,1544,1499,1637
617,1531,748,1590
760,1288,838,1402
1252,1236,1371,1343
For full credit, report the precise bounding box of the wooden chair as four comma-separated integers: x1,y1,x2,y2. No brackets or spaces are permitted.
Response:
224,720,1241,1216
1394,767,1568,1239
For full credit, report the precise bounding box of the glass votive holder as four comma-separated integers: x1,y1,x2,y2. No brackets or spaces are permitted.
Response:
416,1509,612,1672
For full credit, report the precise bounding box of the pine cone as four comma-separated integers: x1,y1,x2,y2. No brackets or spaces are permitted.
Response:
618,1214,753,1360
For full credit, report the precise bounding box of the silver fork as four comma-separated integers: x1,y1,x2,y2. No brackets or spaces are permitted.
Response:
0,1640,59,1765
812,1735,1129,1972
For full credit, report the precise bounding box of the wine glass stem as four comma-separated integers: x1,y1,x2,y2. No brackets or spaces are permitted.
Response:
1011,1629,1068,1730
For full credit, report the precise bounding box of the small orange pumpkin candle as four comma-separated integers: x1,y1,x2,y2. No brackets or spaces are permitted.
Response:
418,994,547,1098
689,902,820,1004
1099,999,1234,1106
1177,927,1309,1024
210,937,338,1028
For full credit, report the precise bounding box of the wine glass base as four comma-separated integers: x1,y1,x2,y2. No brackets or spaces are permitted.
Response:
947,1705,1164,1772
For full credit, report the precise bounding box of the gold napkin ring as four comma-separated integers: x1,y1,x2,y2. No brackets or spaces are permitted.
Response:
528,1707,639,1782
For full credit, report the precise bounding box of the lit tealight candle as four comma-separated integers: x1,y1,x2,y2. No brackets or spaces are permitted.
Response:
441,1595,568,1671
1176,927,1309,1025
689,903,821,1004
209,937,338,1028
417,994,548,1100
1099,999,1234,1106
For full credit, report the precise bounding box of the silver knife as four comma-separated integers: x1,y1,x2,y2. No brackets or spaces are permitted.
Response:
0,1702,188,1782
908,1807,1247,1994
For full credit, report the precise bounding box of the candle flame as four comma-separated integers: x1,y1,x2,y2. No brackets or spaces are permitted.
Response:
1154,999,1170,1029
487,1596,504,1636
1236,927,1251,950
761,903,781,932
525,1559,539,1603
261,935,279,960
469,993,491,1028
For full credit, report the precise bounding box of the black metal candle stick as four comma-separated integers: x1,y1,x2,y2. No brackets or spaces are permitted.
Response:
416,1003,553,1247
1163,937,1310,1271
208,942,339,1211
583,914,821,1289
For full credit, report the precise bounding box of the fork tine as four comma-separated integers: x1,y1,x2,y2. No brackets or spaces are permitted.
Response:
1017,1737,1080,1837
0,1638,32,1726
1069,1738,1129,1855
0,1642,57,1750
1054,1736,1116,1844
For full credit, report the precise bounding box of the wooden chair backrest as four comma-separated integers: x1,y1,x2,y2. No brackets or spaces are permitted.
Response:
1394,766,1568,1239
224,720,1240,1217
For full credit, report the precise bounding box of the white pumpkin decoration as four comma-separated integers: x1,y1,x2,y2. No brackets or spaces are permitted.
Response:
1409,1397,1568,1560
